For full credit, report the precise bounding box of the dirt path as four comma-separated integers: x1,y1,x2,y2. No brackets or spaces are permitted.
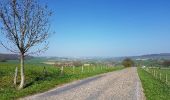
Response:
21,67,145,100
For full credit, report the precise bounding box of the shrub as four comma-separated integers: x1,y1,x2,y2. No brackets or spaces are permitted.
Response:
0,59,7,62
122,58,134,67
162,60,170,67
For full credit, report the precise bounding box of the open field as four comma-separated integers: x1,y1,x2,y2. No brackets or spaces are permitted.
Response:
0,60,124,100
137,68,170,100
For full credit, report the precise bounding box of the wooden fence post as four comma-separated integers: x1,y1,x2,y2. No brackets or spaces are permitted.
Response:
160,73,162,80
61,66,64,74
155,71,157,79
73,66,75,74
156,71,158,79
93,66,95,71
166,74,168,84
81,66,84,73
43,66,47,76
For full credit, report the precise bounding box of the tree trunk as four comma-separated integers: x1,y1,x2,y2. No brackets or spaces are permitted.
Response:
14,66,18,86
18,53,25,89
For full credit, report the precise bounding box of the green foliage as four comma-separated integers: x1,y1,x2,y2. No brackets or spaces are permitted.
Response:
162,60,170,67
122,58,134,67
0,60,124,100
137,68,170,100
0,59,7,62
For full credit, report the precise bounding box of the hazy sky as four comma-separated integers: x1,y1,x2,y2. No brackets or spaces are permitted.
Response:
1,0,170,57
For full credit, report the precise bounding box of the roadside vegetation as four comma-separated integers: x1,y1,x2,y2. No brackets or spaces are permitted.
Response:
0,60,124,100
137,67,170,100
144,68,170,85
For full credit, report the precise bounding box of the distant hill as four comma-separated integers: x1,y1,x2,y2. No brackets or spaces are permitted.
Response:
112,53,170,61
134,53,170,60
0,53,33,60
141,53,170,57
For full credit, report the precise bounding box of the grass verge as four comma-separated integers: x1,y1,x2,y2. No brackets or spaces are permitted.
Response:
137,67,170,100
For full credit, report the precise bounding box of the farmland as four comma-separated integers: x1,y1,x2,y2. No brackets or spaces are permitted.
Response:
0,59,124,100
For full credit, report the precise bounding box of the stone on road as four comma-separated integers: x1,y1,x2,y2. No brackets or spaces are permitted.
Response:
22,67,145,100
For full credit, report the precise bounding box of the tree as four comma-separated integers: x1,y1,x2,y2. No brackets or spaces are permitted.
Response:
162,60,170,67
0,0,52,89
122,58,134,67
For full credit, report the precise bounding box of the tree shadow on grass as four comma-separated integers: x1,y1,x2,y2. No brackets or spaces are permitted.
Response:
24,72,60,88
24,75,48,88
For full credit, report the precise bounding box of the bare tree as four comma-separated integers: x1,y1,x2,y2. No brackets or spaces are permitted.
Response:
0,0,52,89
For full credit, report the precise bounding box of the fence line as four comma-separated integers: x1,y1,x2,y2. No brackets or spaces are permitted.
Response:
58,65,115,75
143,67,169,85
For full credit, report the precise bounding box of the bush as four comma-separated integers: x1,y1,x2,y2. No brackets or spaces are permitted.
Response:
162,60,170,67
0,59,7,62
122,58,134,67
73,61,82,67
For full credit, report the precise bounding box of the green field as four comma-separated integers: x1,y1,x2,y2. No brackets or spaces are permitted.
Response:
0,60,124,100
145,68,170,85
138,67,170,100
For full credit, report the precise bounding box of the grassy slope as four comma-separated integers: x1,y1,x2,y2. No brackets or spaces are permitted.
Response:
0,60,124,100
137,68,170,100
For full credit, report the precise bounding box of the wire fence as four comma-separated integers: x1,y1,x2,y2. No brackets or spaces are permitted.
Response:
59,65,111,75
142,67,170,85
0,64,116,89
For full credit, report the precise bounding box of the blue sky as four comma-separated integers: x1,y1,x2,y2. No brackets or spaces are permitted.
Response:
1,0,170,57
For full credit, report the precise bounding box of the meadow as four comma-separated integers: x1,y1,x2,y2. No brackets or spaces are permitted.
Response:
138,67,170,100
0,59,124,100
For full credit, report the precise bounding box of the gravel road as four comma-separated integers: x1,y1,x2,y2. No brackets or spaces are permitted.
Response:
21,67,145,100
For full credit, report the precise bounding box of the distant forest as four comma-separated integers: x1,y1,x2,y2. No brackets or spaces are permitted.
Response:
0,54,32,61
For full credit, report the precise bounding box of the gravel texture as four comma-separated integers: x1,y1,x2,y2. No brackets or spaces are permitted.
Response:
21,67,145,100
